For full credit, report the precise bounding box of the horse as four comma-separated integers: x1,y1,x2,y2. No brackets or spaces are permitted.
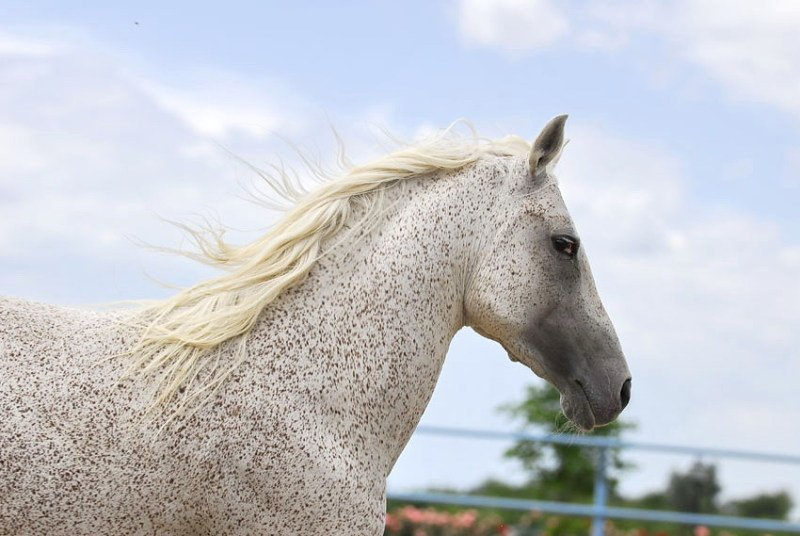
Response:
0,115,631,535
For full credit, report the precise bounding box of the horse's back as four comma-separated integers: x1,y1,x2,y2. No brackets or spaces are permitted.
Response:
0,296,118,405
0,298,208,533
0,296,107,406
0,297,142,534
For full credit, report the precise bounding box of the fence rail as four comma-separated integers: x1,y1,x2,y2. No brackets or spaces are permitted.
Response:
387,425,800,534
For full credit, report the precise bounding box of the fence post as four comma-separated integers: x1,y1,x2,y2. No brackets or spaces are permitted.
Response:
591,446,609,536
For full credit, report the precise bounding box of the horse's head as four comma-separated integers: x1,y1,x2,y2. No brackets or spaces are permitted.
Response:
465,115,631,431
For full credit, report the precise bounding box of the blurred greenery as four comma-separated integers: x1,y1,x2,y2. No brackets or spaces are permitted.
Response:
724,491,793,520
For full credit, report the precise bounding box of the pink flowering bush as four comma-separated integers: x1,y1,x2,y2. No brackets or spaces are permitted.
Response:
386,508,772,536
384,506,510,536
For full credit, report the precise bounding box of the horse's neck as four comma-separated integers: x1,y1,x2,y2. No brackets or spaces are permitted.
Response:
254,165,497,471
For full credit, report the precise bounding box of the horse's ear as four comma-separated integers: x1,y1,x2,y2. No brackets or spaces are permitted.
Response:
529,114,568,176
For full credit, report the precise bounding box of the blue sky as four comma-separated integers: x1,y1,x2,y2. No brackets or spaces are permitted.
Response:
2,0,799,512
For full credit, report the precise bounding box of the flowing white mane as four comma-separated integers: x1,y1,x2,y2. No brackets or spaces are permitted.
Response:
125,124,532,414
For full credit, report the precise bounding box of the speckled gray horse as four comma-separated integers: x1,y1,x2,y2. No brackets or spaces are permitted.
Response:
0,116,631,535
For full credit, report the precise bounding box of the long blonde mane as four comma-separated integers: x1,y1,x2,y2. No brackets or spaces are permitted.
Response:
126,124,531,415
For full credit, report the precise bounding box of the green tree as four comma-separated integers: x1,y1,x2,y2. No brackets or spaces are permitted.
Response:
498,383,635,502
725,491,793,520
665,461,720,514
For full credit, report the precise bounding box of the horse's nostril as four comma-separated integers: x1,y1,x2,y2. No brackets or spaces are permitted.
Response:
620,378,632,410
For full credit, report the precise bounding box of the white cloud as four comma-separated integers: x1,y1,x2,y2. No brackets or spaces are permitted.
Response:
585,1,800,117
456,1,800,119
457,0,569,52
674,0,800,113
0,32,59,57
136,78,304,139
0,29,317,302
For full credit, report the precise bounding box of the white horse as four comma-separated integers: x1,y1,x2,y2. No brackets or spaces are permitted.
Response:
0,115,631,535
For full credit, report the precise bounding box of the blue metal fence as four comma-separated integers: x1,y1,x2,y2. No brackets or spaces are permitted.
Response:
387,425,800,534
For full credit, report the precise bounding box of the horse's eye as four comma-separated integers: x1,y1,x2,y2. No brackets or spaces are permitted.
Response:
552,235,579,258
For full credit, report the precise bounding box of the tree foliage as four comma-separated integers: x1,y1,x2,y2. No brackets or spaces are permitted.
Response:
665,461,720,514
725,491,793,520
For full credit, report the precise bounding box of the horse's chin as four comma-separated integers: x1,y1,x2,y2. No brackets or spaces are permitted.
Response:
560,391,596,432
501,343,599,431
